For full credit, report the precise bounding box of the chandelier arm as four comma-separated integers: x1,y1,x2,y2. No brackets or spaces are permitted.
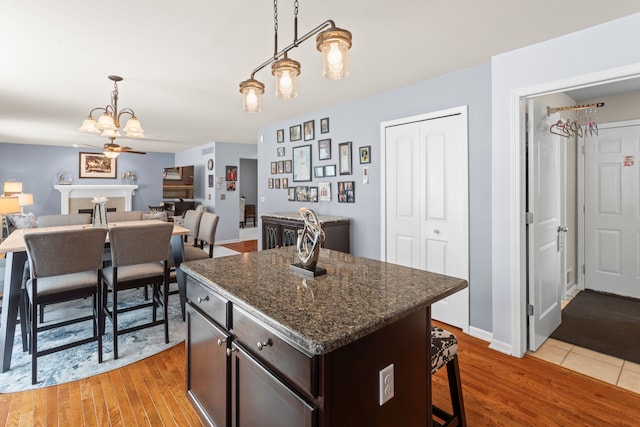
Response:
117,108,136,120
250,19,336,79
86,106,107,119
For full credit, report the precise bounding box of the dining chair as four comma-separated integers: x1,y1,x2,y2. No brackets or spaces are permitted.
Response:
37,213,91,227
23,227,108,384
183,210,202,247
183,212,219,260
101,222,173,359
106,210,144,222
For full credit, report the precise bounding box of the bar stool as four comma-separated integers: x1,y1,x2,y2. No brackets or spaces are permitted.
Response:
431,326,466,427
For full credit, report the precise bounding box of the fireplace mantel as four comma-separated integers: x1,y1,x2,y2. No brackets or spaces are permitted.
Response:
54,184,138,214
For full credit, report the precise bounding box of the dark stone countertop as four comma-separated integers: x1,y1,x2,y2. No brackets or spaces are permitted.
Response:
260,212,349,223
180,247,467,356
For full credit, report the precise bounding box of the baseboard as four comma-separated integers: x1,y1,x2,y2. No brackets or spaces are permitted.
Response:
468,326,492,343
489,338,513,355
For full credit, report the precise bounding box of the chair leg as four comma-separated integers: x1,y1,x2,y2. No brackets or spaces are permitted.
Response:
31,297,37,385
445,355,466,427
112,286,118,360
19,288,28,352
163,278,169,344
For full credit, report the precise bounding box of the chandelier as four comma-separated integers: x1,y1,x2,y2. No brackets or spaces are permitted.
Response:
79,75,145,139
239,0,352,113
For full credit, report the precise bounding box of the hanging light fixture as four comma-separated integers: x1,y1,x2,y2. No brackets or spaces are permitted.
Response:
239,0,352,112
79,75,145,138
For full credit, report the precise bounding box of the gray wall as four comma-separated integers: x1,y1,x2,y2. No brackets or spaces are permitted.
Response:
0,142,173,215
175,141,258,243
258,63,493,333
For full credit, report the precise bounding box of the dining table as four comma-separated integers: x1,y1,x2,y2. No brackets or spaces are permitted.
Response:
0,219,190,372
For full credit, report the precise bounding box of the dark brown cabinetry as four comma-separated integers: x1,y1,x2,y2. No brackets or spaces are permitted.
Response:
261,213,350,253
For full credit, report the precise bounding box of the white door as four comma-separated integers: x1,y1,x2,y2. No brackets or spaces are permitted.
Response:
383,109,469,331
585,121,640,298
527,98,564,351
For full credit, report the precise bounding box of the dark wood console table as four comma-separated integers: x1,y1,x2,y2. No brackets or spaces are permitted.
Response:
261,212,350,253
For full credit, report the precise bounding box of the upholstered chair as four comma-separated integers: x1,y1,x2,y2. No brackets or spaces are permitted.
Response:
183,212,220,260
101,222,173,359
37,214,91,227
23,227,108,384
106,210,144,223
182,210,203,247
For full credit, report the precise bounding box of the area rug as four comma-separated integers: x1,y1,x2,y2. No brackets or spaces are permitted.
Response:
0,245,240,393
550,290,640,364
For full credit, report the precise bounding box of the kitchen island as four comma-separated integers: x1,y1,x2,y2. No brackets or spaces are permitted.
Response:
181,247,467,427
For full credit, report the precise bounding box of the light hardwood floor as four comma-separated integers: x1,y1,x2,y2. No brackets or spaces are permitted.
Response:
2,241,640,426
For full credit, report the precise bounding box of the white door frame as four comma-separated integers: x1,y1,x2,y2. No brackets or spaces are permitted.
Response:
508,65,640,357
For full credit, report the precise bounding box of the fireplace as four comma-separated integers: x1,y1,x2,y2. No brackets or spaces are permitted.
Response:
53,184,138,214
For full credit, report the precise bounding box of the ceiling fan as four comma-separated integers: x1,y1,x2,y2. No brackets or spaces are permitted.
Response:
83,136,147,156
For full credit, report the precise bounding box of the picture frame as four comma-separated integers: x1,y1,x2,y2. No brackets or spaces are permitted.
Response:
320,117,330,134
318,182,331,202
338,181,355,203
226,165,238,181
284,160,292,174
314,166,325,178
290,124,302,141
271,162,277,174
308,187,318,203
288,187,296,201
292,144,312,182
303,120,315,141
227,181,236,191
268,178,274,189
277,146,285,157
283,178,288,189
296,186,308,202
277,160,284,174
277,128,285,143
338,141,352,175
275,178,281,189
318,138,331,160
324,164,337,177
359,145,371,164
79,152,117,179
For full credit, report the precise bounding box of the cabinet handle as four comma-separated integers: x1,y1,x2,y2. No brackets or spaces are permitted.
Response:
217,338,226,346
197,295,210,303
257,339,272,351
226,347,237,356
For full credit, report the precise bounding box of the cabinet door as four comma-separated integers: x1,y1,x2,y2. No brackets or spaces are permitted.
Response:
280,221,301,248
230,343,316,427
262,219,280,250
186,304,230,427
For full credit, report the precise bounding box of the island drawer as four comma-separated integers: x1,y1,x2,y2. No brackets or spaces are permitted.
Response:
232,305,317,398
187,277,229,328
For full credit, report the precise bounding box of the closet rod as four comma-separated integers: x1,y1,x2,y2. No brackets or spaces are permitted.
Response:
547,102,605,116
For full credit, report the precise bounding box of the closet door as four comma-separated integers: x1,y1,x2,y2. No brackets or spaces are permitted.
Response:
384,109,469,331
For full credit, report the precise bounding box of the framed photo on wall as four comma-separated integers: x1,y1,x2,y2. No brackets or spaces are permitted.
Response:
318,138,331,160
303,120,315,141
284,160,292,174
318,182,331,202
292,144,312,182
290,124,302,141
324,164,336,177
79,152,117,179
320,117,330,134
338,141,352,175
277,129,285,143
338,181,355,203
359,146,371,164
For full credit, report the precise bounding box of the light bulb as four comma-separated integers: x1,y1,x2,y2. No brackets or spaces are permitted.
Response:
246,89,258,109
327,42,344,74
279,71,293,96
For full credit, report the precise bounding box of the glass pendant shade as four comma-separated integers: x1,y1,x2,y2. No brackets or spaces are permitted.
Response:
96,113,117,130
272,58,300,99
101,129,121,138
79,117,101,133
239,78,265,113
103,150,119,159
316,28,352,80
123,116,144,137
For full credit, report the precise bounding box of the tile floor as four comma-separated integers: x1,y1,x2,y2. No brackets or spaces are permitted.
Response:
528,291,640,395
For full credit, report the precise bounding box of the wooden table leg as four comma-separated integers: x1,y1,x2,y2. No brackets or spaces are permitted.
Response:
0,251,27,372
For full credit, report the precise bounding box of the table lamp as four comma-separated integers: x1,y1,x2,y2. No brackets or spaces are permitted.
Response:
3,181,23,196
0,196,21,240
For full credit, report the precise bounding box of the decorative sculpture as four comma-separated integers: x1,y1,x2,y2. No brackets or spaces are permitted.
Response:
290,207,326,276
92,195,109,227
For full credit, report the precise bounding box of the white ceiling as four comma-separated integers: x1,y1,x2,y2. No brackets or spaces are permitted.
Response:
2,2,640,153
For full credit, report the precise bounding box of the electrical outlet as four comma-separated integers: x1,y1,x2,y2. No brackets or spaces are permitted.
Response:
379,364,394,406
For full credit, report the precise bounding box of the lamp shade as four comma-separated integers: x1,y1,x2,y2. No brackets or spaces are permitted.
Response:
123,116,144,137
272,58,300,99
18,193,34,207
96,113,117,130
316,28,352,80
0,196,21,215
79,117,101,133
239,78,265,113
3,181,22,196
